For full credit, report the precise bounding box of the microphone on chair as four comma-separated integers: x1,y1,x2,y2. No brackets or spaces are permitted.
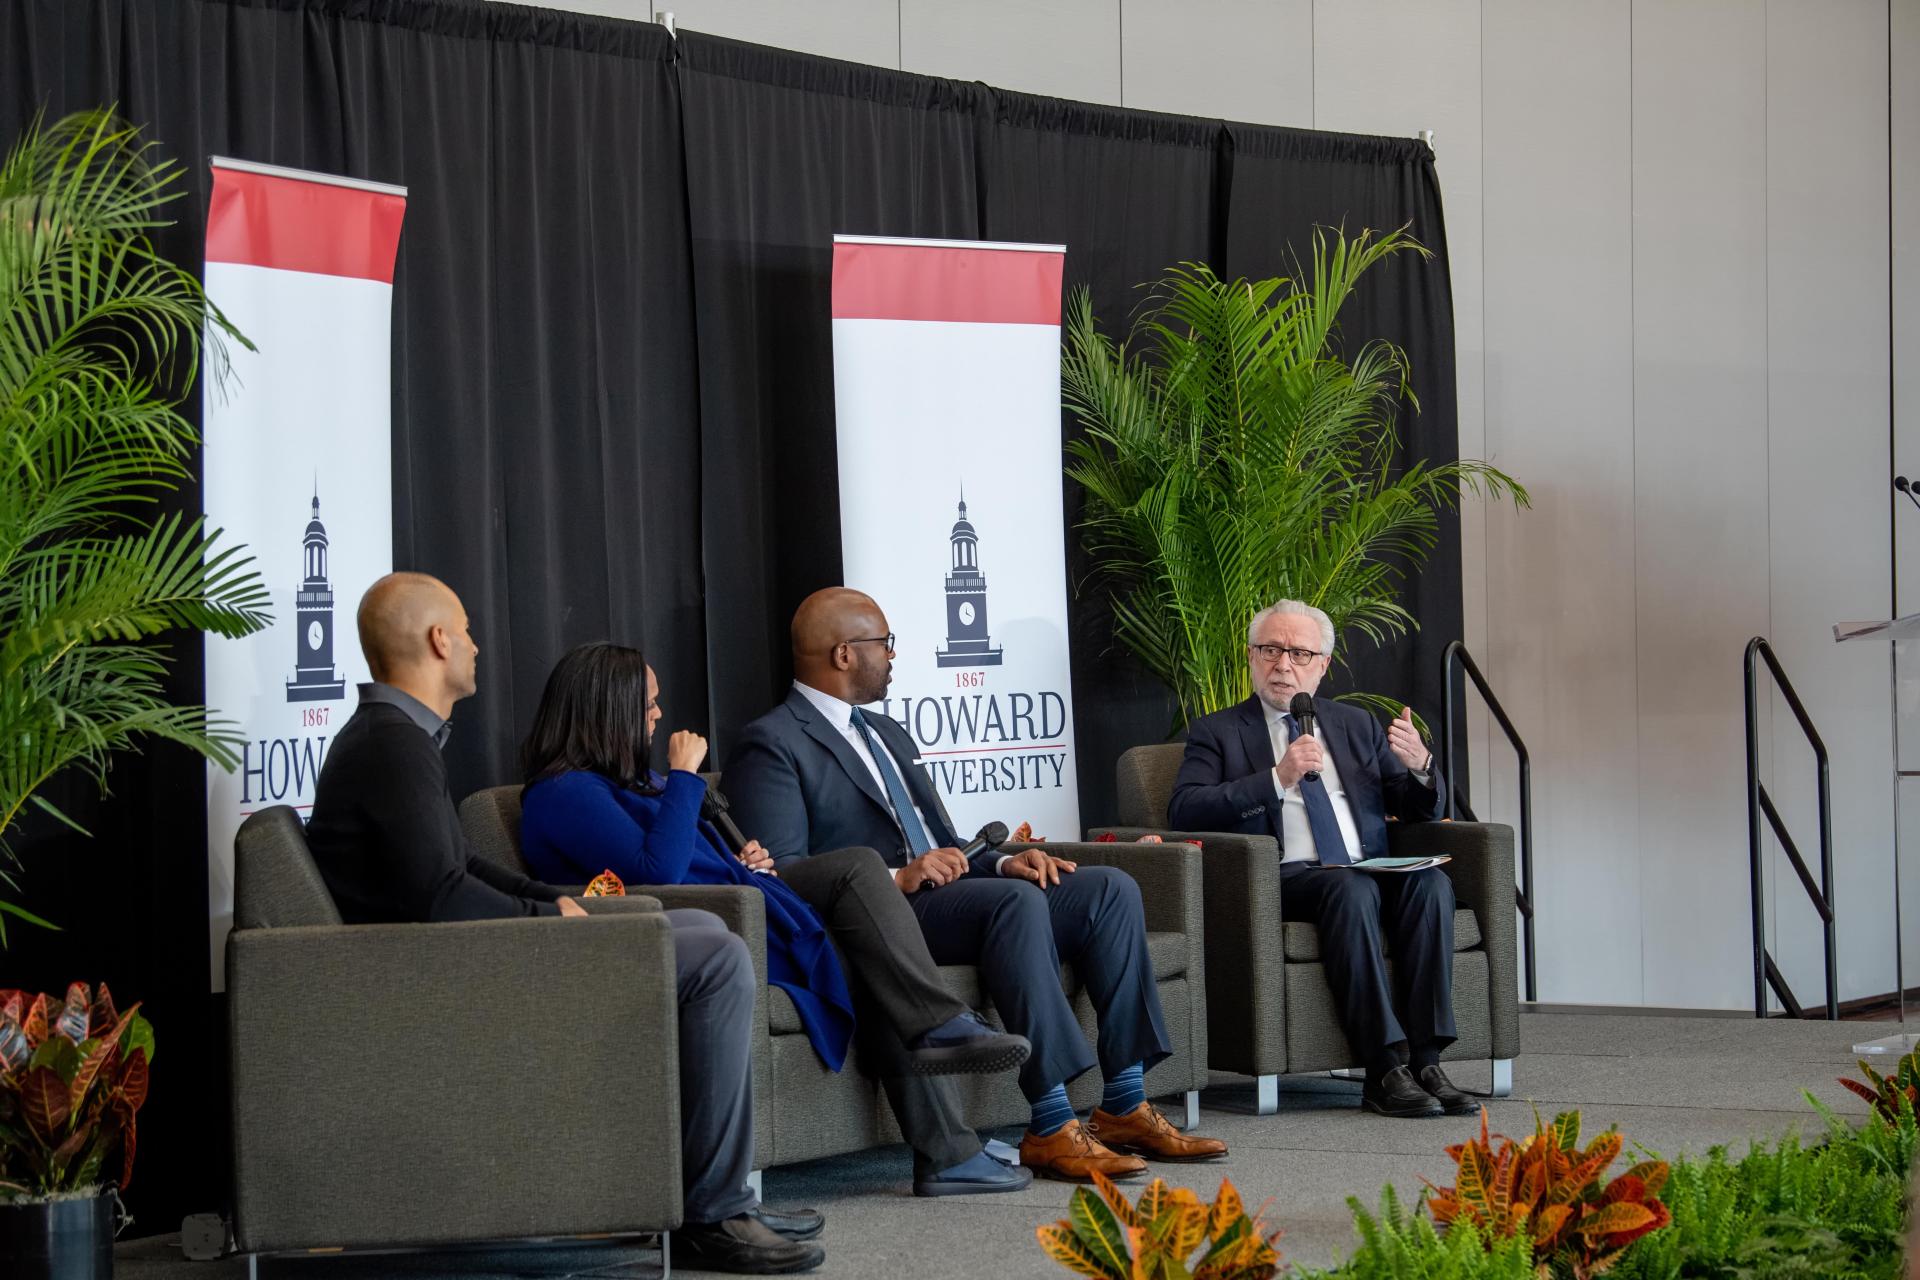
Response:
1288,691,1322,782
957,821,1011,861
699,786,752,857
1895,475,1920,515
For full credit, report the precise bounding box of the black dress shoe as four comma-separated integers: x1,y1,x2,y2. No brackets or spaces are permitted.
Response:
906,1013,1032,1077
750,1204,825,1241
676,1214,825,1274
1361,1065,1444,1118
1416,1064,1479,1117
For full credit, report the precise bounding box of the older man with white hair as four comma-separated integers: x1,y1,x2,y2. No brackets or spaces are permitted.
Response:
1167,599,1468,1119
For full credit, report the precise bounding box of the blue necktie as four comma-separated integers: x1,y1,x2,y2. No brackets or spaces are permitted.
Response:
1286,713,1352,866
849,708,934,862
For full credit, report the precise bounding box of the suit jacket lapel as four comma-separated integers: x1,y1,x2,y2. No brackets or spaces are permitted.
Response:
880,719,959,848
1321,703,1361,785
1239,697,1277,771
785,689,899,829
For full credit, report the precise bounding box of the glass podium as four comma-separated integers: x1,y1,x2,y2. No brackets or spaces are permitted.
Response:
1834,617,1920,1054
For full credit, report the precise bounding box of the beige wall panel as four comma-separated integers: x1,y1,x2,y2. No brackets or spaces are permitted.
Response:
668,0,903,68
1630,0,1769,1010
1483,0,1639,1004
901,0,1120,105
1765,0,1893,1004
1119,0,1313,127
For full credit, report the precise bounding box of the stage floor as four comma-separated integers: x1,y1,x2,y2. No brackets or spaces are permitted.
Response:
116,1009,1886,1278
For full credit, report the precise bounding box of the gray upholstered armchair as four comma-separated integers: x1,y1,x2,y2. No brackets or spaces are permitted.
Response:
457,783,1211,1169
226,806,684,1258
1099,744,1519,1113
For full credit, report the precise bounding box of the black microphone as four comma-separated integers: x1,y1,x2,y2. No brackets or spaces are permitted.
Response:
699,786,751,857
1897,476,1920,515
957,821,1010,861
1288,691,1321,782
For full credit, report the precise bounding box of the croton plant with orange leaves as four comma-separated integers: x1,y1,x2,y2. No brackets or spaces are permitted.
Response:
0,982,153,1198
1038,1171,1283,1280
1426,1108,1671,1279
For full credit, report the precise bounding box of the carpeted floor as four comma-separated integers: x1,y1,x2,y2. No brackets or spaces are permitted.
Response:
114,1009,1889,1278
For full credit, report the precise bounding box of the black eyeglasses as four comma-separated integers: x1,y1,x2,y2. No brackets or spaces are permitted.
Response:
843,633,896,653
1250,643,1321,667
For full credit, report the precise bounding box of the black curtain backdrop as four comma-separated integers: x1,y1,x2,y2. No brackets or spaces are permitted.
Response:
676,35,990,740
2,0,1463,1232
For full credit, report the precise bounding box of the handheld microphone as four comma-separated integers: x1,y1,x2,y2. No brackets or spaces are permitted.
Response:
1288,691,1321,782
957,821,1010,861
1897,476,1920,515
699,787,751,857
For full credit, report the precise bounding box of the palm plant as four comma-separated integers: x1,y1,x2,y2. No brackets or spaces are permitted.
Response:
1063,226,1526,729
0,110,270,937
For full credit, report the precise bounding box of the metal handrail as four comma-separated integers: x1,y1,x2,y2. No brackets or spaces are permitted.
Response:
1743,637,1838,1019
1439,640,1537,1003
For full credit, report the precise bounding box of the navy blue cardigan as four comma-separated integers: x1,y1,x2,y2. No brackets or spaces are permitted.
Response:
520,768,855,1070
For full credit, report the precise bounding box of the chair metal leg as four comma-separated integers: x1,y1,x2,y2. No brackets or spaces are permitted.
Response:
246,1256,258,1280
1182,1089,1200,1130
746,1169,763,1198
1490,1057,1513,1098
661,1231,672,1279
1255,1074,1278,1115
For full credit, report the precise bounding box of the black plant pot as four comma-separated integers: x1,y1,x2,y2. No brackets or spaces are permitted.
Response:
0,1192,114,1280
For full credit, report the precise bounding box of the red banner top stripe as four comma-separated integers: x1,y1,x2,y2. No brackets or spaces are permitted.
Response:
832,242,1063,326
206,166,406,283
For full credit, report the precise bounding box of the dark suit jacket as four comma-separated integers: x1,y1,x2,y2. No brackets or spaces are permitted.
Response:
724,688,982,872
306,701,563,923
1167,695,1444,858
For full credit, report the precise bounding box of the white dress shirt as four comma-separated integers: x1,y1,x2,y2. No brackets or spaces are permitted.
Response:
792,681,1013,877
1264,701,1364,865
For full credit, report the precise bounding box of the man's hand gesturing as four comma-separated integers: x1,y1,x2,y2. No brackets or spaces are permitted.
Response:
897,846,970,893
1386,706,1432,772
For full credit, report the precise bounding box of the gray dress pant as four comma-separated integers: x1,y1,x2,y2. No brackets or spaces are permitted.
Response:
778,846,984,1172
669,908,759,1224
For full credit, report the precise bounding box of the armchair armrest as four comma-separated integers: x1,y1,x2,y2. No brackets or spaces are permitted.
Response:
227,914,681,1252
1387,820,1520,1058
625,884,768,978
1009,839,1201,938
1090,826,1286,1077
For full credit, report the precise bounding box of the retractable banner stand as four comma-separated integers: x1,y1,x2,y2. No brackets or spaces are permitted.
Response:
202,159,406,988
830,235,1080,842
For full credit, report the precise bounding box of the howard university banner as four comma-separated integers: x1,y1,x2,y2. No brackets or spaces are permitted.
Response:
829,236,1080,841
201,159,406,988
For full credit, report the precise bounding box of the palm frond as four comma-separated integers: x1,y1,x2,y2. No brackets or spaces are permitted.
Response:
0,109,267,934
1064,228,1527,727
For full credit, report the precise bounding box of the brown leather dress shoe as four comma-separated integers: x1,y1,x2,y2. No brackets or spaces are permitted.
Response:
1019,1118,1149,1183
1089,1102,1229,1162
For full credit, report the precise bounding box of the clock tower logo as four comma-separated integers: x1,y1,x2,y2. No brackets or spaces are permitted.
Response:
285,488,347,702
935,489,1003,668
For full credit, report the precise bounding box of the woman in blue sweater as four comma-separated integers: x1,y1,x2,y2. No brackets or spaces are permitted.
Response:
517,644,1028,1097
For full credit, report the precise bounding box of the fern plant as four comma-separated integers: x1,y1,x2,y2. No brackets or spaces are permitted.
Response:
0,110,269,936
1063,227,1527,728
1293,1186,1537,1280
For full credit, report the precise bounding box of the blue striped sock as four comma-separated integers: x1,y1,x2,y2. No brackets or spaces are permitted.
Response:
1028,1084,1076,1137
1100,1063,1145,1116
